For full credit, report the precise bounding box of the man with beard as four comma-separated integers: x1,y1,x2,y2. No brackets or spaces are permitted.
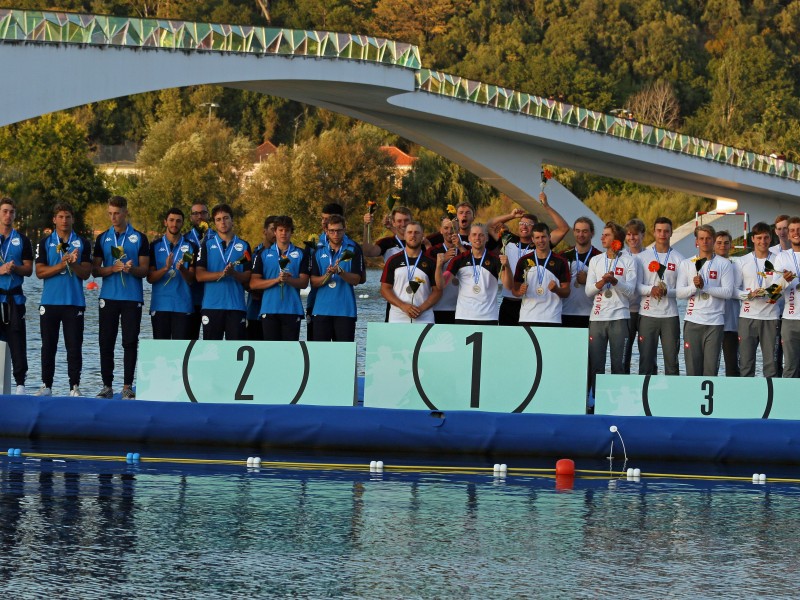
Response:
436,224,510,325
381,221,441,323
561,217,602,328
147,208,197,340
425,216,461,324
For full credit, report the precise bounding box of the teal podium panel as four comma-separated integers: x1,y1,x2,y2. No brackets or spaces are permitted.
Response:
364,323,588,414
137,340,357,406
596,374,800,420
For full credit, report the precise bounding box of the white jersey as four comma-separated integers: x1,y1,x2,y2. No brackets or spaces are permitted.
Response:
773,250,800,320
626,250,643,312
447,251,502,321
723,258,742,332
561,246,600,317
735,251,781,321
585,251,637,321
676,255,734,326
636,247,685,319
501,239,535,299
516,252,570,324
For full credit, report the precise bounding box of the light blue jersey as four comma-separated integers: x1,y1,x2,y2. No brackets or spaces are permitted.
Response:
254,243,310,316
36,231,91,307
149,235,197,313
94,224,149,303
197,235,252,312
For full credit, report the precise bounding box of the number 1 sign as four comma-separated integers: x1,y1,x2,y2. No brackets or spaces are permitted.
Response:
364,323,588,414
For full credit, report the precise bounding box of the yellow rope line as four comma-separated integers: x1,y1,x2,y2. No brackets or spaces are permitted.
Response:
13,452,800,483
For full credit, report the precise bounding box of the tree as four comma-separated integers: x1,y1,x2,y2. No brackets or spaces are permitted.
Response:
627,80,681,128
397,147,497,213
0,113,108,235
131,114,253,233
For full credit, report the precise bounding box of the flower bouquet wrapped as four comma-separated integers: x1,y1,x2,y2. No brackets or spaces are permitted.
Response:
57,241,73,277
648,260,667,302
111,245,127,287
278,254,290,299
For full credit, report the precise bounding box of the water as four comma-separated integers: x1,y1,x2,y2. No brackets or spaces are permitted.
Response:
19,268,754,394
0,450,797,598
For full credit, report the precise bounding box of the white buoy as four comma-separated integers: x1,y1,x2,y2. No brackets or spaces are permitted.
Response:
376,460,384,471
626,468,634,477
609,425,618,433
369,460,377,470
752,474,759,482
493,463,500,472
633,468,641,477
759,473,766,482
499,464,507,473
253,457,261,466
246,457,254,466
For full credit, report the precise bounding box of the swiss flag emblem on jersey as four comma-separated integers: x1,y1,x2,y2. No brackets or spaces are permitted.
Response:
615,267,624,275
709,271,718,279
667,263,676,271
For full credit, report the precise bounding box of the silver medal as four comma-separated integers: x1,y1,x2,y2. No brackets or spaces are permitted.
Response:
536,287,544,296
604,289,612,298
700,292,709,300
405,285,413,294
328,281,337,289
472,285,481,294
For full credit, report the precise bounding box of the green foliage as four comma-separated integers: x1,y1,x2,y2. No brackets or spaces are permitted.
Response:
0,113,107,235
397,148,497,213
239,124,395,241
130,114,252,233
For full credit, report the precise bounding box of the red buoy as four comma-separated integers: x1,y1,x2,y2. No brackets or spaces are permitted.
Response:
555,458,575,477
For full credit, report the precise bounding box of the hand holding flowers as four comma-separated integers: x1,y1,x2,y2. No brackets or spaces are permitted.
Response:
648,260,667,303
111,245,128,287
320,249,355,286
278,254,291,299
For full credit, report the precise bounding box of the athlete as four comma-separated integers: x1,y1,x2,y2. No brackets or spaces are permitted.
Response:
92,195,149,399
250,215,310,341
381,221,441,323
425,216,460,324
585,222,637,398
561,217,602,328
622,218,645,373
309,215,365,341
774,216,800,377
487,193,569,325
147,208,197,340
436,223,508,325
512,223,570,326
715,231,742,377
195,204,252,340
187,202,211,340
676,225,734,376
245,215,277,340
35,203,92,396
735,221,781,377
635,217,685,375
0,197,33,394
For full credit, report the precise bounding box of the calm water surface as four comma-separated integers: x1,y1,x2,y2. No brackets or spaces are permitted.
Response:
0,449,797,599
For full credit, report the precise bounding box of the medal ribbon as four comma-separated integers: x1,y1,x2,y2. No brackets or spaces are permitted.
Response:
216,235,240,265
604,251,621,293
163,235,184,272
535,250,552,290
652,247,672,284
0,230,16,263
471,248,487,286
404,246,422,291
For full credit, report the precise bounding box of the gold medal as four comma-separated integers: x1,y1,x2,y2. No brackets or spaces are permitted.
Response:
473,285,481,294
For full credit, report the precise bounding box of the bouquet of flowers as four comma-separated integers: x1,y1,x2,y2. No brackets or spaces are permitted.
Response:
407,276,425,323
278,254,290,299
304,234,320,251
57,241,73,277
111,245,127,287
691,256,707,271
195,221,209,239
217,249,250,281
648,260,667,303
610,240,623,256
540,168,552,191
499,231,514,272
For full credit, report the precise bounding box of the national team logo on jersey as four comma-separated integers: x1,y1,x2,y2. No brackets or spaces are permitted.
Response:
667,263,675,271
128,234,139,243
615,267,624,275
290,251,300,259
709,271,718,279
180,245,189,253
234,243,244,252
11,237,19,246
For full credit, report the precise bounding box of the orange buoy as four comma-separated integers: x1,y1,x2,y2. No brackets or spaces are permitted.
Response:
555,458,575,477
86,281,99,290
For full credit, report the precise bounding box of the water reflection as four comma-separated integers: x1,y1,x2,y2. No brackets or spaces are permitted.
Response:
0,461,799,598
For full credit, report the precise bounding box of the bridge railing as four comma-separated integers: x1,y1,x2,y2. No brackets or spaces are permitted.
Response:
416,69,800,183
0,8,421,69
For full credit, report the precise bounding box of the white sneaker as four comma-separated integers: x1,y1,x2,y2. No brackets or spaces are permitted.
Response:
35,385,52,396
69,385,81,397
15,385,25,395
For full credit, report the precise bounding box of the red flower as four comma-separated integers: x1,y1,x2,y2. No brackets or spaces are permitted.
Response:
611,240,623,252
648,261,660,273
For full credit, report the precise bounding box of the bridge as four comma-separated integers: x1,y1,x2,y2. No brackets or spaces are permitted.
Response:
1,9,798,255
